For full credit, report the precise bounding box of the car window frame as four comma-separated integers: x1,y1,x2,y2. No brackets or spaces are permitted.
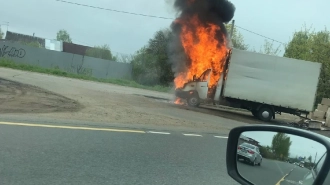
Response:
313,152,327,177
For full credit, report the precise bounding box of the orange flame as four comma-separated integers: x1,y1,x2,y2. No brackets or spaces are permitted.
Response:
174,98,185,105
174,15,228,89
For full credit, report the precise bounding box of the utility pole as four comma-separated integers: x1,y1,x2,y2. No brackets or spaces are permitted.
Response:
3,21,9,32
229,20,235,40
5,22,8,32
314,152,317,164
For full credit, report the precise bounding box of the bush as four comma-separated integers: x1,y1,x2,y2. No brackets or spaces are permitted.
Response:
131,29,174,86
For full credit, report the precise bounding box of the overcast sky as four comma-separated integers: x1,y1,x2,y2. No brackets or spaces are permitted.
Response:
242,131,326,162
1,0,329,56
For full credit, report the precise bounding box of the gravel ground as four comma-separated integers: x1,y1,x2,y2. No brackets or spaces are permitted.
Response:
0,67,314,134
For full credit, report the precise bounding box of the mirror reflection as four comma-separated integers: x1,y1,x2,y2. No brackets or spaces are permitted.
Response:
237,131,327,185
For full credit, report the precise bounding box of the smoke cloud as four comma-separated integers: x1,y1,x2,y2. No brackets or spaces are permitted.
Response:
168,0,236,85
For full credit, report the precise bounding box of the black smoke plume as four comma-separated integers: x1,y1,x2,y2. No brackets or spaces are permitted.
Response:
169,0,236,83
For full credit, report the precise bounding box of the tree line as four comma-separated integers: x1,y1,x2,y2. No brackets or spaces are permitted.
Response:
258,132,292,161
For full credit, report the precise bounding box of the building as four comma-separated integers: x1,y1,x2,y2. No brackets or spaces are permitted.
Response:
5,31,92,55
62,42,91,56
5,31,46,48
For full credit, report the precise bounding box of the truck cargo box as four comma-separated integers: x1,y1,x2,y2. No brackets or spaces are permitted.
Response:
223,49,321,112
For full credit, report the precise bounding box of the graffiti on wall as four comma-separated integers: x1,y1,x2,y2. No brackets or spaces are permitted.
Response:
0,45,26,58
67,63,92,76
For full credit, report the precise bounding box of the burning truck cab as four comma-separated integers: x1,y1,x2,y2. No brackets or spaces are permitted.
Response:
174,48,322,122
175,49,232,107
175,68,213,107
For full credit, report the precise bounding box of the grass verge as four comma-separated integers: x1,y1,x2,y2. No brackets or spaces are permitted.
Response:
0,59,171,92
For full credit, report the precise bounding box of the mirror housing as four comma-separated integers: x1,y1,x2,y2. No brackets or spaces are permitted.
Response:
226,125,330,185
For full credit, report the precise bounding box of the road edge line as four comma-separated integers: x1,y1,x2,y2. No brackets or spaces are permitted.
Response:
0,121,145,133
147,131,171,135
183,133,202,137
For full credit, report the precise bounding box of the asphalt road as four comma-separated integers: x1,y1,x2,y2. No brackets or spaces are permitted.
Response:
237,158,311,185
0,123,238,185
280,165,311,185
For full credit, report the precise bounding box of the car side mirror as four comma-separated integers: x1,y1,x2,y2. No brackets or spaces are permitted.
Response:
226,125,330,185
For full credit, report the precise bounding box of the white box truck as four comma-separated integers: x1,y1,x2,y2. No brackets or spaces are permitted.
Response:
175,49,322,122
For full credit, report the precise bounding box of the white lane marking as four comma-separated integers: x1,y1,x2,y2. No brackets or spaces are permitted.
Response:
275,161,285,175
0,121,145,133
214,136,228,139
147,131,171,135
183,134,202,137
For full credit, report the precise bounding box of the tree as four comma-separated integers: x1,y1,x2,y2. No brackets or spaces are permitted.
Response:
131,47,160,85
259,145,275,159
308,155,312,163
131,29,174,86
224,24,248,50
85,44,116,61
56,29,72,43
284,29,310,59
0,28,4,39
259,39,281,56
271,132,292,160
284,26,330,104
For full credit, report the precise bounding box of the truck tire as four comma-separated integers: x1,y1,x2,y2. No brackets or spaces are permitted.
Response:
257,107,273,122
187,95,200,107
251,110,258,117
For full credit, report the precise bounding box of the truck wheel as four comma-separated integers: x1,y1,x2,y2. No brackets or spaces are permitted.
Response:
187,95,200,107
257,107,273,122
251,110,258,117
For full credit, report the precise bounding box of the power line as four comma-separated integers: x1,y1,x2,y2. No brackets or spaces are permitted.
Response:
55,0,285,45
235,25,285,45
55,0,172,20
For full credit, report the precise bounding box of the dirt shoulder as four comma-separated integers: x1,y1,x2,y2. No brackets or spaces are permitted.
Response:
0,78,82,113
0,67,305,134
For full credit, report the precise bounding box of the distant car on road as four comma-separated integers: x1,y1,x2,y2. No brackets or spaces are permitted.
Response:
237,142,262,166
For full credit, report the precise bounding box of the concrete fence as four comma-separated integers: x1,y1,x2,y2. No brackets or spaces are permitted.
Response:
0,40,132,79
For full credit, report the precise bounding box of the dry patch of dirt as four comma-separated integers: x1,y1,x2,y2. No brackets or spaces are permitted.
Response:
0,78,82,113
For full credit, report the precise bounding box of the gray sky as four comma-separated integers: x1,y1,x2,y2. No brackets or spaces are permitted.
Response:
242,131,326,162
1,0,329,56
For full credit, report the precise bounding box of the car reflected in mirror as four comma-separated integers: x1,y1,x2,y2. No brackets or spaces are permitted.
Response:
236,131,327,185
237,142,262,166
226,125,330,185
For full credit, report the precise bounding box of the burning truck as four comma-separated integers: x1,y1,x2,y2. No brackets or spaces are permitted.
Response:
174,49,321,122
169,0,322,122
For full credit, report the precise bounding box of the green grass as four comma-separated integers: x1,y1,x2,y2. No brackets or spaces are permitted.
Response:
0,59,171,92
